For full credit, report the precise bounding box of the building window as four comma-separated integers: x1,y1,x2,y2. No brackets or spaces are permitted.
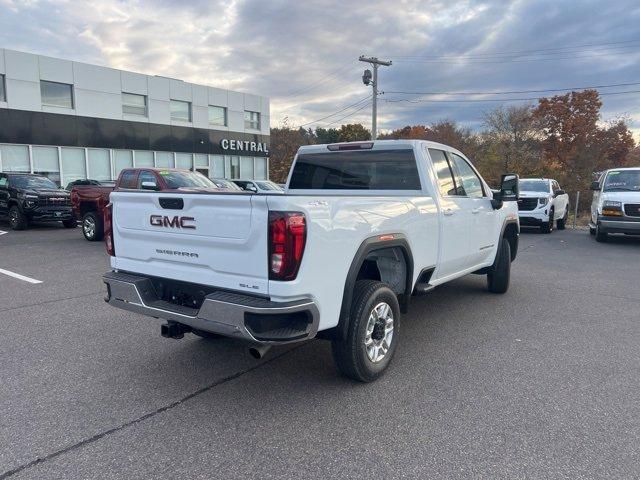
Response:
87,149,111,181
0,145,29,172
208,105,227,126
122,92,147,116
61,147,86,185
155,151,174,168
134,151,154,167
244,110,260,130
114,150,133,176
170,99,191,122
0,74,5,102
32,146,60,185
40,80,74,109
254,157,267,180
175,153,193,170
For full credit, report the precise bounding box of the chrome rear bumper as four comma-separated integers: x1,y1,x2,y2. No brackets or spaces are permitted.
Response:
103,271,319,344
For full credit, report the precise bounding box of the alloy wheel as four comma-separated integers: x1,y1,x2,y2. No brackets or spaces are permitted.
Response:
364,302,394,363
84,217,96,239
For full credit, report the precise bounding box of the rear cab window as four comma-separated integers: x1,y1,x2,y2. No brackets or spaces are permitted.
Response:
119,170,138,189
289,149,421,190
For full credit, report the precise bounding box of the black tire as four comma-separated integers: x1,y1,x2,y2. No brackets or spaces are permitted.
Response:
8,205,27,231
557,207,568,230
540,209,554,234
595,223,608,243
487,238,511,294
62,218,77,229
191,329,223,340
331,280,400,382
589,226,596,236
81,212,103,241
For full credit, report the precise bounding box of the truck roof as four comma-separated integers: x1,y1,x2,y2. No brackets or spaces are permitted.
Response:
297,139,467,157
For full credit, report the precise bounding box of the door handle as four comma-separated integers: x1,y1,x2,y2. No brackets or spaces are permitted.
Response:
443,208,454,216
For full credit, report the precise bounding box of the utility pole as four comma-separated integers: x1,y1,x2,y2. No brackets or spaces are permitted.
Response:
359,55,392,140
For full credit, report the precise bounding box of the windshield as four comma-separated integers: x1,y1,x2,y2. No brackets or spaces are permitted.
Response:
256,181,282,191
519,180,549,193
211,179,242,190
157,171,217,189
603,170,640,192
11,176,59,190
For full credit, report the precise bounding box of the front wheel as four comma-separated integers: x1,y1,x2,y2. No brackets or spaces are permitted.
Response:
557,207,568,230
595,223,608,243
487,238,511,294
331,280,400,382
540,209,554,234
9,206,27,231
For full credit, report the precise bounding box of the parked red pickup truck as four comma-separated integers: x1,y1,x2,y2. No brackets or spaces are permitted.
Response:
71,168,225,241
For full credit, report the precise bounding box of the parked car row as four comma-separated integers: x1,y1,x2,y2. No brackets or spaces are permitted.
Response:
0,168,284,238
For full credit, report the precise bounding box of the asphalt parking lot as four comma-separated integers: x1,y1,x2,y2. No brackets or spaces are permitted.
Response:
0,222,639,479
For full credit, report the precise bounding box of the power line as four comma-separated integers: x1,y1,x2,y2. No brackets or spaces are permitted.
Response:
384,81,640,96
320,102,372,128
391,38,640,60
393,50,640,64
292,95,372,128
277,61,354,101
383,89,640,105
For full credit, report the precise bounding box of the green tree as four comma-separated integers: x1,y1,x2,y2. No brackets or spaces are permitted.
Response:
338,123,371,142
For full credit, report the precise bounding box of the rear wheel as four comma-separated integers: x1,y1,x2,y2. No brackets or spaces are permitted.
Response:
82,212,103,241
557,207,568,230
487,237,511,294
9,206,27,231
540,209,554,234
332,280,400,382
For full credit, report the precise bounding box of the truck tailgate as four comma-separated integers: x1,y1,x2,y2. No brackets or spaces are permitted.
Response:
110,191,269,295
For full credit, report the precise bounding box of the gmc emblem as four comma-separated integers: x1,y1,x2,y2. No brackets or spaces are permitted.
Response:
150,215,196,229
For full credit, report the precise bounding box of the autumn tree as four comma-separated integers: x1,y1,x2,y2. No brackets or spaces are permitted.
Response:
481,104,541,180
533,89,635,209
269,126,316,182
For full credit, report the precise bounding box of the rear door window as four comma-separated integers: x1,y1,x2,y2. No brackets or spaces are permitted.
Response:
119,170,138,189
289,149,421,190
428,149,457,196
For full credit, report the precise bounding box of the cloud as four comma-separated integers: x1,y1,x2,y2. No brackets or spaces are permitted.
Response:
0,0,639,136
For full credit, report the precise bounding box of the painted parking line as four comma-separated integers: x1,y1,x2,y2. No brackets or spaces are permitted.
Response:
0,268,42,284
0,230,7,236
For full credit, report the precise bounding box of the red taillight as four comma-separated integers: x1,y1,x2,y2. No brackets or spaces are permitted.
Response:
104,203,115,256
268,211,306,281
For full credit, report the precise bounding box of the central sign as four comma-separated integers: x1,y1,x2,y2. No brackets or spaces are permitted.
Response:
221,139,269,154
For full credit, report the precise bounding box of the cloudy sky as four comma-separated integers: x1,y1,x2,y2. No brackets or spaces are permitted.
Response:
1,0,640,136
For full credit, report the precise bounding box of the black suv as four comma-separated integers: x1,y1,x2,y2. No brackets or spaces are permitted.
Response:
0,173,76,230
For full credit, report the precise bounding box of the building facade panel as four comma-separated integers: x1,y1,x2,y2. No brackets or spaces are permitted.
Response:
0,49,270,186
38,55,74,84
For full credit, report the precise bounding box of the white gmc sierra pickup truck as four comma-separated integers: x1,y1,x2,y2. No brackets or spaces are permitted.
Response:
103,140,520,382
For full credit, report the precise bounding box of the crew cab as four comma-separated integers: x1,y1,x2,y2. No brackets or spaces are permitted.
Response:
0,173,76,230
517,178,569,233
102,140,520,382
71,168,222,241
589,167,640,242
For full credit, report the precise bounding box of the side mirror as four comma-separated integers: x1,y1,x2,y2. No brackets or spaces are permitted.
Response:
590,181,601,191
554,189,566,197
491,173,519,209
246,185,258,193
141,181,159,191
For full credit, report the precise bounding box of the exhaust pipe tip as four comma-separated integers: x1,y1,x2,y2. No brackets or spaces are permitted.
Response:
248,345,271,360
